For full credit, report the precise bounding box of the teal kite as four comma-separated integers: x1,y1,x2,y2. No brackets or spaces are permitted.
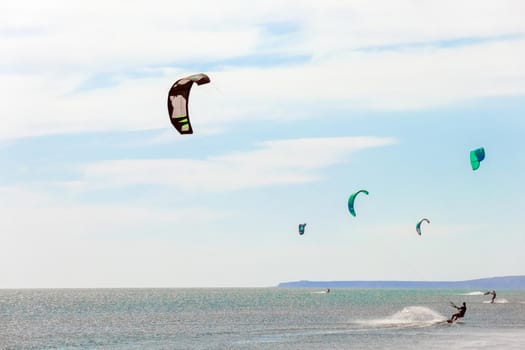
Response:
298,223,306,235
416,218,430,236
167,73,210,134
348,190,369,217
470,147,485,171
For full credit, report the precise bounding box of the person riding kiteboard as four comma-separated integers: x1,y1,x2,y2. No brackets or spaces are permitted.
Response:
484,290,496,303
448,302,467,323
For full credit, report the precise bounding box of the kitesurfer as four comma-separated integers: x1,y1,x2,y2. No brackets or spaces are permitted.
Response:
326,288,330,294
484,290,497,303
448,302,467,323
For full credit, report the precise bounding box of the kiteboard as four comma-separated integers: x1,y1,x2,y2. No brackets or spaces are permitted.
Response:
443,319,464,325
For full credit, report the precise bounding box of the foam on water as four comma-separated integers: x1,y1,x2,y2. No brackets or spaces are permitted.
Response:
482,298,509,304
355,306,447,328
460,291,485,296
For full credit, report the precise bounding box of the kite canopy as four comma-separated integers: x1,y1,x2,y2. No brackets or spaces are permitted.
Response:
167,73,210,134
416,218,430,236
298,223,307,235
470,147,485,171
348,190,369,217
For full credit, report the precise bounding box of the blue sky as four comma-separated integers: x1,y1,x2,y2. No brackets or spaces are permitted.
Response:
1,0,524,287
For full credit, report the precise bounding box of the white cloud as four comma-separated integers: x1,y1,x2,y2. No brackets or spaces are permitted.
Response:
0,185,231,287
71,136,397,191
2,39,525,139
0,186,223,238
298,0,525,56
2,0,524,71
1,1,524,139
206,39,525,112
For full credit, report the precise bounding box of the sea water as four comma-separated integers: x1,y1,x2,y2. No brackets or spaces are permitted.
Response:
1,288,524,349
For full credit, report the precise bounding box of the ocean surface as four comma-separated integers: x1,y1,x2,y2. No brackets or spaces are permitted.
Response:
1,288,524,349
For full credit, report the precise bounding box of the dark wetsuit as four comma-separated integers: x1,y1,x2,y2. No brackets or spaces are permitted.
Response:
450,304,467,322
491,291,496,303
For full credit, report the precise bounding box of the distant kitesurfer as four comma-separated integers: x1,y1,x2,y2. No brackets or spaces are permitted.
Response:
326,288,330,294
484,290,496,303
448,302,467,323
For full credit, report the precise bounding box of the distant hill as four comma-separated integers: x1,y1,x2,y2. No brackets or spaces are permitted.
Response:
277,275,525,290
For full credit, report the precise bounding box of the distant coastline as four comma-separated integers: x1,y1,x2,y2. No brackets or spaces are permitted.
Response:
277,275,525,290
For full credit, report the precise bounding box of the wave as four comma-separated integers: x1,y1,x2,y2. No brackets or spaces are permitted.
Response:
460,291,485,296
354,306,447,329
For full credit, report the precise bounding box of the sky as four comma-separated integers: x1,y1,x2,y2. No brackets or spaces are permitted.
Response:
1,0,524,288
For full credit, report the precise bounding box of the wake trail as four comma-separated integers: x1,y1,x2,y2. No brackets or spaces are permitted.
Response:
354,306,448,329
483,298,509,304
460,291,485,296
